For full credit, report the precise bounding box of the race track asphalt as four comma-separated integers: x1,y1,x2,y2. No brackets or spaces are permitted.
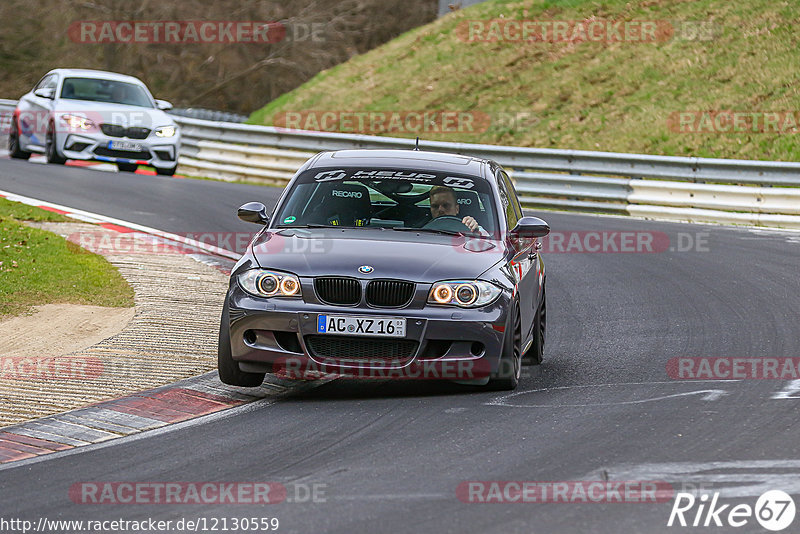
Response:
1,158,799,533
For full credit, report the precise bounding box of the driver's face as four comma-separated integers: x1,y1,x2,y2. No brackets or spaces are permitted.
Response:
430,192,458,218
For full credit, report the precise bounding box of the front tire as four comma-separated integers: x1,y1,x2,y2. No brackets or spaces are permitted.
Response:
45,123,66,164
218,303,265,387
487,300,522,391
8,118,31,160
155,165,177,176
117,163,139,172
523,284,546,365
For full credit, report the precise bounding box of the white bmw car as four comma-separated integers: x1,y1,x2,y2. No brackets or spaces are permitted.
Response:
8,69,180,175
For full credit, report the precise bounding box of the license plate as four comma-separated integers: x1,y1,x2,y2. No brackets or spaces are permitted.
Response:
108,140,142,151
317,315,406,338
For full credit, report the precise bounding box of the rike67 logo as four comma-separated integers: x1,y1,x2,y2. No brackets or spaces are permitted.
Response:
668,490,796,531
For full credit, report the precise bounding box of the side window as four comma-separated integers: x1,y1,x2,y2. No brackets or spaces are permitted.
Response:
34,74,53,91
496,171,519,229
501,171,523,221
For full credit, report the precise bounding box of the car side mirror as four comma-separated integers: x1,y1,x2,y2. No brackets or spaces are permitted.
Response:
155,99,173,111
238,202,270,225
510,216,550,238
34,88,55,99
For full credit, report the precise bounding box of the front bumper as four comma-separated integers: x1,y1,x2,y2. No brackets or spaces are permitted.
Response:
226,283,510,381
59,131,180,170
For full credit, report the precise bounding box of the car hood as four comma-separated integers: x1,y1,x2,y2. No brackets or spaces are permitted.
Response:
251,228,505,283
53,100,174,128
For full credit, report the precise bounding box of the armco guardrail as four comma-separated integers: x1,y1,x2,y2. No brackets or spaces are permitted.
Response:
172,115,800,228
0,99,15,134
3,98,800,229
170,108,248,124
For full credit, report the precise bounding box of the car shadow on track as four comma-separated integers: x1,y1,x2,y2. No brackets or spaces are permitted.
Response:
281,365,546,402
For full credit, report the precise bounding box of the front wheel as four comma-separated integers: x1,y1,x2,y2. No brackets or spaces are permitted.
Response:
155,165,177,176
523,284,546,365
218,303,265,387
117,163,139,173
486,300,522,391
45,123,66,164
8,118,31,160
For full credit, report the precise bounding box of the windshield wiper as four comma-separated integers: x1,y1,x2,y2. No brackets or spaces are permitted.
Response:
392,227,464,237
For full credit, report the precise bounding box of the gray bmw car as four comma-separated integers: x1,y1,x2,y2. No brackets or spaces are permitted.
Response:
8,68,180,175
219,149,549,390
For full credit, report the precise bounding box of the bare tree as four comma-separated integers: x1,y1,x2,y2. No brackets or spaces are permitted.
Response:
0,0,437,113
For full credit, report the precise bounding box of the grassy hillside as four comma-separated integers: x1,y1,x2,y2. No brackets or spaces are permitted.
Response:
249,0,800,161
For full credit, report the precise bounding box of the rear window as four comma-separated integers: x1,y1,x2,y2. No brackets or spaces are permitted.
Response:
273,167,498,235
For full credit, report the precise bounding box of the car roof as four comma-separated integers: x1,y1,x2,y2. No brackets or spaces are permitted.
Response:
308,149,491,177
47,69,146,85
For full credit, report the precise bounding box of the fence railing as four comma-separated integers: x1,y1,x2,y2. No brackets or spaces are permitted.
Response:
3,99,800,229
172,116,800,228
0,100,15,134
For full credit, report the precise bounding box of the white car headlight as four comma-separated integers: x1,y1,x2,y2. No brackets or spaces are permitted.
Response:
155,125,177,137
61,114,95,130
237,269,301,298
427,280,501,308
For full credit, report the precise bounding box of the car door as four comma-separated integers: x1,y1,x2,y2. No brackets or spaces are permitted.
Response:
19,73,57,149
498,169,537,344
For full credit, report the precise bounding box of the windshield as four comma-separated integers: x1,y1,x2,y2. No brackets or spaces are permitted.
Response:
59,77,154,107
273,167,499,236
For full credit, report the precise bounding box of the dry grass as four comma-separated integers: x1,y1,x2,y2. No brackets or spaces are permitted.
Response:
249,0,800,160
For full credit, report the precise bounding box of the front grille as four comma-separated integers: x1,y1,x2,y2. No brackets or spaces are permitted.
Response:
315,277,361,305
94,146,152,160
305,335,418,361
366,280,415,307
100,124,124,137
126,127,151,139
100,124,151,139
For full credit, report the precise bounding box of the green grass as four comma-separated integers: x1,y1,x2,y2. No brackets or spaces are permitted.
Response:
248,0,800,161
0,198,135,317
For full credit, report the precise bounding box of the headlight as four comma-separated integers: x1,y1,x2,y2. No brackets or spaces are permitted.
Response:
237,269,302,298
427,280,501,308
155,125,176,137
61,114,95,130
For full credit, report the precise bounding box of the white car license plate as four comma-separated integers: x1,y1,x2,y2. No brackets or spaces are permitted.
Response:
317,315,406,338
108,140,142,151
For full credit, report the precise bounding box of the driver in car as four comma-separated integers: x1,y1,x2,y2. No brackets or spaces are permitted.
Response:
429,185,487,235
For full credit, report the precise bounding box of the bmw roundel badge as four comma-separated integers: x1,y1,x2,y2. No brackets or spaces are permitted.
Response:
358,265,374,274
